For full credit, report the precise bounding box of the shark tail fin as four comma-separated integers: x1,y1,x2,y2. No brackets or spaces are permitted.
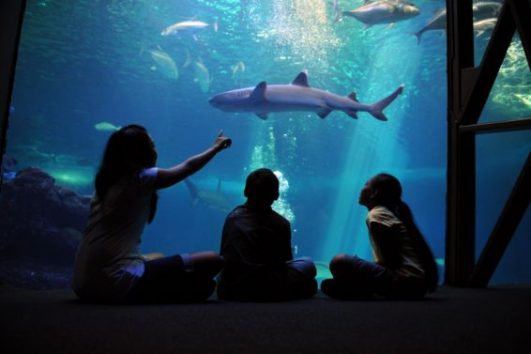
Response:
369,85,404,121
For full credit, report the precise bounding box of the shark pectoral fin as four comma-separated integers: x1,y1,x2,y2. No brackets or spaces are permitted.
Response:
291,72,310,87
317,108,332,119
371,112,388,121
347,92,359,102
256,112,269,120
346,111,358,119
250,81,267,103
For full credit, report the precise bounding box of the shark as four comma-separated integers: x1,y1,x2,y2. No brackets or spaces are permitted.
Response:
414,2,501,44
209,71,404,121
184,179,233,214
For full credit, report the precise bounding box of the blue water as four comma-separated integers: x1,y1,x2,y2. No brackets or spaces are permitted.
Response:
4,0,530,283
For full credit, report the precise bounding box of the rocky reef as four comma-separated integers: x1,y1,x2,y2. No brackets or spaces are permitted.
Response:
0,168,90,289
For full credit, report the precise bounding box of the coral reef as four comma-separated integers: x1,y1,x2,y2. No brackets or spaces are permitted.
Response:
0,168,90,289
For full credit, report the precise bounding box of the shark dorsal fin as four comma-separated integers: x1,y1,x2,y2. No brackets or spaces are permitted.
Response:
250,81,267,102
348,92,359,102
291,72,310,87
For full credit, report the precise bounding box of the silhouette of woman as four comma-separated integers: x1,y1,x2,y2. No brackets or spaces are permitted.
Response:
73,125,231,303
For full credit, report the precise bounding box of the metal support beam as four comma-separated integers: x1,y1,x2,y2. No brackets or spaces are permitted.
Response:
446,0,476,286
460,1,516,126
0,0,26,186
510,0,531,69
469,153,531,287
446,0,531,287
460,118,531,134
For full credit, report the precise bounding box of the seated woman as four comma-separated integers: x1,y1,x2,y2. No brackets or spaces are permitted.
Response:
217,168,317,301
321,173,438,300
72,125,231,303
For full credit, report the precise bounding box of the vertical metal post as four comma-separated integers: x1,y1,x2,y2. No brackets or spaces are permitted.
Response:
0,0,26,182
445,0,476,286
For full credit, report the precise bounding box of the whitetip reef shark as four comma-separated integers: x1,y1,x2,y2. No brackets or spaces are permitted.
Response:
209,71,404,121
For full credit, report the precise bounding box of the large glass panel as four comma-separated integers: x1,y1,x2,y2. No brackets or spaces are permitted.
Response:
480,34,531,122
1,0,447,289
473,0,531,122
476,130,531,284
491,207,531,285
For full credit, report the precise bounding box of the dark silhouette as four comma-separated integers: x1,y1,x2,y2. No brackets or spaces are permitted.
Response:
217,168,317,301
321,173,438,300
72,124,231,303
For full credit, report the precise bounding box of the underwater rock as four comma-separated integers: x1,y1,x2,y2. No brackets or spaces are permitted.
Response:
0,167,90,289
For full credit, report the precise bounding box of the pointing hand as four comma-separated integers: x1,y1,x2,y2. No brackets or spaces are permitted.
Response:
215,130,232,151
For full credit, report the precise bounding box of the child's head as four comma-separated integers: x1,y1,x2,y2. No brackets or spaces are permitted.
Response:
244,168,279,207
359,173,402,208
96,124,157,200
103,124,157,171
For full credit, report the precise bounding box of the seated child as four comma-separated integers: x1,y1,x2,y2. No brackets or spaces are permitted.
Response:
321,173,438,300
217,168,317,301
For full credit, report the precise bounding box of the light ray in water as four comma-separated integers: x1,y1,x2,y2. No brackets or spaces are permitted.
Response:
320,50,415,260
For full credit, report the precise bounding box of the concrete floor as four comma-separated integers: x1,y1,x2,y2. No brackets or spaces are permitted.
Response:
1,284,530,354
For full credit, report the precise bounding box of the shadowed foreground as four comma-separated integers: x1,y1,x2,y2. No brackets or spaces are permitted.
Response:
1,285,530,354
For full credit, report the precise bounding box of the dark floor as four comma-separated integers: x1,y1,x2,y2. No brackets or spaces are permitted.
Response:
1,284,531,354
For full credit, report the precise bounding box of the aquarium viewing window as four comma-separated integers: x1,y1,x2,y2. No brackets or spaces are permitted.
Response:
0,0,529,289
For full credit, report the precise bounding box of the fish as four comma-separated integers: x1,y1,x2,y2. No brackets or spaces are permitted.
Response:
184,179,233,214
209,71,404,121
161,20,217,36
334,0,420,28
94,122,121,132
194,60,211,93
415,2,501,44
414,8,447,44
150,49,179,80
474,18,497,37
472,1,502,20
